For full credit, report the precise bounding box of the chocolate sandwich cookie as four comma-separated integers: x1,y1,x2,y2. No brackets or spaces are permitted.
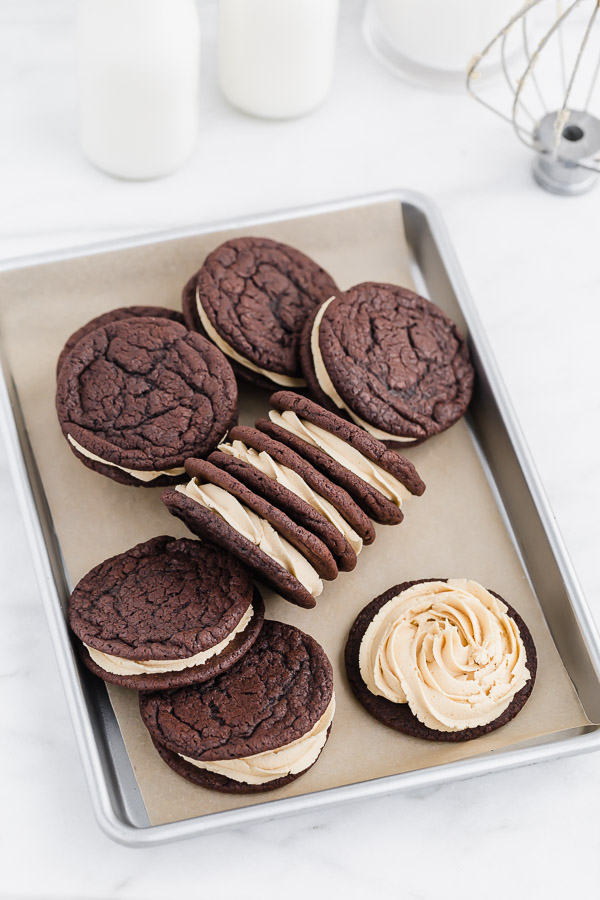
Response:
210,425,376,571
56,305,186,378
68,536,264,690
300,284,474,445
162,459,338,608
56,316,237,486
345,578,536,742
257,391,425,525
182,237,338,389
140,620,335,793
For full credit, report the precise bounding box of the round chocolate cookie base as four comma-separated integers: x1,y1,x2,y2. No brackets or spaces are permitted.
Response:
345,579,537,742
79,588,265,690
149,731,330,794
182,274,278,391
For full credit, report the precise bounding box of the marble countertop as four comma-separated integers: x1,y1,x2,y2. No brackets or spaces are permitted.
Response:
2,1,599,897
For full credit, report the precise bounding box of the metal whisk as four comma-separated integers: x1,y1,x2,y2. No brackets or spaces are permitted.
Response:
467,0,600,195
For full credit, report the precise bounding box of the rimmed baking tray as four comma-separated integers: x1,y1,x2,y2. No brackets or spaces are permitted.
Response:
1,190,599,847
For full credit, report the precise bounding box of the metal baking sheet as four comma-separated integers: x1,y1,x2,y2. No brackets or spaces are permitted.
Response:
1,190,599,846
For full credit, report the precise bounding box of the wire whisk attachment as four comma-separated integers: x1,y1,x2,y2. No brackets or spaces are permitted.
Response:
468,0,600,194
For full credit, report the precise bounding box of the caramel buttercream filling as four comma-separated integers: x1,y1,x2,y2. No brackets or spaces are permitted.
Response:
268,410,408,507
85,605,254,676
180,694,335,784
311,298,415,443
359,579,530,732
196,287,304,388
67,434,185,483
176,479,323,597
218,439,363,555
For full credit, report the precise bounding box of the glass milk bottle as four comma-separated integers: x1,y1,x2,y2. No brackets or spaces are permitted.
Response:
218,0,340,119
78,0,200,179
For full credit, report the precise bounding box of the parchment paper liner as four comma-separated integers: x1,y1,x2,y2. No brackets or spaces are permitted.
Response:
0,201,588,826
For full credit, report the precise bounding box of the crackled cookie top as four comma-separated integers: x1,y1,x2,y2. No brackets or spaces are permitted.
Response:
309,284,474,441
56,317,237,472
139,620,334,761
56,305,185,378
195,237,338,382
69,536,254,661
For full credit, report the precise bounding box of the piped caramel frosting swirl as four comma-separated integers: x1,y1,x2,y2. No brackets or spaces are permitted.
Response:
359,579,530,732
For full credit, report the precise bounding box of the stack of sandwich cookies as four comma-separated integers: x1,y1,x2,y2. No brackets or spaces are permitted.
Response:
56,316,238,486
162,459,338,608
68,536,265,690
56,305,186,378
300,283,474,445
139,620,335,794
345,578,537,742
210,425,375,571
182,236,338,389
258,391,426,524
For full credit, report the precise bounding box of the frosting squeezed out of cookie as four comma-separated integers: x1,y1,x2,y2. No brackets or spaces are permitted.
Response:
67,434,186,482
176,479,323,597
359,579,530,732
311,298,416,443
84,604,254,676
268,410,409,507
180,694,335,784
196,287,305,388
218,439,363,555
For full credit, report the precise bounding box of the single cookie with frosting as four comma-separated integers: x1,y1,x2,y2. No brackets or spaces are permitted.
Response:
182,237,338,389
162,459,339,609
140,620,335,794
257,391,425,525
300,284,474,445
345,578,537,741
68,536,264,690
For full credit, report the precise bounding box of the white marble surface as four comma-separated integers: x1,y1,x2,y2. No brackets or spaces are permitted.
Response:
2,1,599,897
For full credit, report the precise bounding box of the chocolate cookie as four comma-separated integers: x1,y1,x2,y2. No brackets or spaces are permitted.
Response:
258,391,425,524
183,237,338,388
69,536,264,690
56,316,237,486
56,305,186,378
300,284,474,445
140,620,335,793
162,459,338,608
345,579,537,742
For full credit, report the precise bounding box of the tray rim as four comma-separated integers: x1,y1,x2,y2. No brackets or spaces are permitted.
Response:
1,188,600,847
